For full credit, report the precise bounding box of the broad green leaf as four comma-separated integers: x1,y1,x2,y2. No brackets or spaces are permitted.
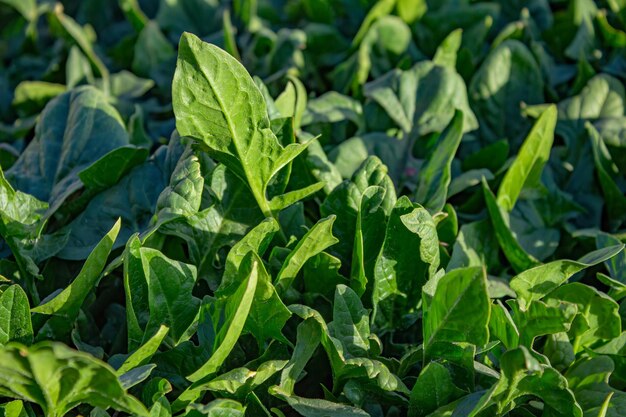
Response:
228,252,290,345
0,285,33,346
275,215,338,294
0,342,148,417
447,220,499,271
496,105,558,212
510,244,624,310
0,166,49,279
423,267,490,360
364,60,477,137
172,33,314,216
566,356,626,417
328,285,370,358
132,22,175,79
469,40,544,144
78,146,149,192
123,239,200,346
373,197,439,326
6,87,129,207
415,110,464,212
408,362,464,417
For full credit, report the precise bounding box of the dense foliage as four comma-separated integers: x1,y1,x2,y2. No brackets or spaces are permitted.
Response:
1,0,626,416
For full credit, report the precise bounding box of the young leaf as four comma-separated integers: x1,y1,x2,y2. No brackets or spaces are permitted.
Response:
275,215,339,294
496,105,557,212
0,285,33,346
415,109,464,212
116,325,169,375
172,32,316,216
32,219,121,320
373,197,440,326
423,267,490,360
483,180,540,273
187,253,259,382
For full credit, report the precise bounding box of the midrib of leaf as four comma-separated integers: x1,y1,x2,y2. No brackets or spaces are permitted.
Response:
192,53,272,217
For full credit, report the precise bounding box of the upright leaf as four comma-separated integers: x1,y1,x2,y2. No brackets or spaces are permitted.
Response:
423,267,490,360
172,33,318,216
496,105,558,212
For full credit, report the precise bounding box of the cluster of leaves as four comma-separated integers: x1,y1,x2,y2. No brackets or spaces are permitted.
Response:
1,0,626,416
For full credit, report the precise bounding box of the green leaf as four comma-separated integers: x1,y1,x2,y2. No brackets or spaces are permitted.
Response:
270,386,369,417
408,362,464,417
275,216,339,294
546,283,621,352
0,342,148,417
373,197,439,326
32,219,121,320
350,186,387,296
469,346,582,417
187,252,259,382
589,123,626,230
279,318,321,395
510,244,624,310
6,87,130,208
415,110,464,212
0,285,33,346
220,218,279,292
364,60,477,137
172,33,313,216
496,105,558,212
469,40,544,144
483,180,540,273
321,157,396,265
423,267,490,360
116,325,169,375
509,299,577,348
328,285,370,358
433,29,462,68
